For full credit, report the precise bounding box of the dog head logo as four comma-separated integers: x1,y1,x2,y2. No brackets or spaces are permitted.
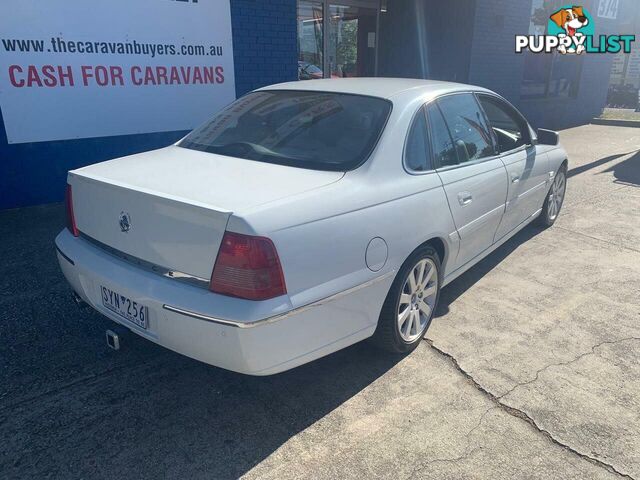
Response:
548,5,594,54
550,6,589,37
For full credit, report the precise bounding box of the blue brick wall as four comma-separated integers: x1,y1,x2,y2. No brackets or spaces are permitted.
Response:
231,0,298,96
0,0,298,210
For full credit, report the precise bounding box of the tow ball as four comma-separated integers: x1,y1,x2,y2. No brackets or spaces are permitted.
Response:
105,330,121,351
106,326,128,351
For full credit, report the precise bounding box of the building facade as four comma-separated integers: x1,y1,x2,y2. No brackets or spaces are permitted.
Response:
0,0,630,209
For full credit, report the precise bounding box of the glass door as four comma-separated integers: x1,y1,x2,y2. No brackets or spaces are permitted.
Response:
297,1,325,80
327,3,377,78
297,0,380,80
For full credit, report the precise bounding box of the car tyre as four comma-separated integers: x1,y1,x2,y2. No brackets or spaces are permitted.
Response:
536,164,567,228
371,246,441,353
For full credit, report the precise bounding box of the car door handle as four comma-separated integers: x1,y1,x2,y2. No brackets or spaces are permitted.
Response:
511,174,520,184
458,192,473,206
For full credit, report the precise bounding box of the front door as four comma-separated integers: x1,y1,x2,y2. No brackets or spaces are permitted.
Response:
475,94,549,240
427,94,508,270
297,0,380,80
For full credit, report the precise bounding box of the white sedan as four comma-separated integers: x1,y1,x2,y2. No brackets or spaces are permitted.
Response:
56,78,568,375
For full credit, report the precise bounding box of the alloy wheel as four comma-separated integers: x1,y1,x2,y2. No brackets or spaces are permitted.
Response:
547,169,566,221
397,258,438,342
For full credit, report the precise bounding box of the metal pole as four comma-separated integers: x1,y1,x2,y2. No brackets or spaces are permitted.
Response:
374,0,381,76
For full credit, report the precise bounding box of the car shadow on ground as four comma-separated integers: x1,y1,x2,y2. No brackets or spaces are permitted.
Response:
87,333,407,479
435,224,544,318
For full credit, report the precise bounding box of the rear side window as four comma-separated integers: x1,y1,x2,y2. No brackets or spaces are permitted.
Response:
436,94,495,163
404,107,432,172
426,103,458,168
179,90,391,171
477,94,529,153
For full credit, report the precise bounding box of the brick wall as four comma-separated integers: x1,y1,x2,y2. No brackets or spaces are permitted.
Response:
230,0,298,96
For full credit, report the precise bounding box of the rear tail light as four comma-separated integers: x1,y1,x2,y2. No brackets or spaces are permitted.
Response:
210,232,286,301
65,184,79,237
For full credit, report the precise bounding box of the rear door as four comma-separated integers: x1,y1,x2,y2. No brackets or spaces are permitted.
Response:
427,94,508,270
476,94,549,240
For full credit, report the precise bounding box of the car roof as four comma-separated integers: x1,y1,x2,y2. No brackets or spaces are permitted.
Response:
257,77,493,100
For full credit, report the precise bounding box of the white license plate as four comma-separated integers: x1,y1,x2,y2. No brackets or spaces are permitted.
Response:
101,285,148,329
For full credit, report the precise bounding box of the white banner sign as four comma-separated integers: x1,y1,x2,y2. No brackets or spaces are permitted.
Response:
0,0,236,144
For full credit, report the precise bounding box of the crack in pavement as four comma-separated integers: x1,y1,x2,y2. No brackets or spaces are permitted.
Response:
407,406,498,479
408,447,484,479
423,338,637,480
498,337,640,400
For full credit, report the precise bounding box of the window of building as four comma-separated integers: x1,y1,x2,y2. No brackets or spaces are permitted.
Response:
520,0,583,99
404,107,431,172
297,1,381,80
298,1,324,80
436,94,495,164
476,95,530,153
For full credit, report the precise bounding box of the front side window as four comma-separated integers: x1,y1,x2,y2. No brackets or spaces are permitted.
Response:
404,107,432,172
180,90,391,171
436,94,495,164
477,95,530,153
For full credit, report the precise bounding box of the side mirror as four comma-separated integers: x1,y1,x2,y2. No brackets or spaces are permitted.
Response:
537,128,559,146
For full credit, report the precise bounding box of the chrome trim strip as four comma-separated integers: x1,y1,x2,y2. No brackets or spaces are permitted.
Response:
80,233,210,289
163,270,396,329
56,245,75,265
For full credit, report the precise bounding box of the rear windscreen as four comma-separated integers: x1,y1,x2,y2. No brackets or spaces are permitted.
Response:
179,90,391,171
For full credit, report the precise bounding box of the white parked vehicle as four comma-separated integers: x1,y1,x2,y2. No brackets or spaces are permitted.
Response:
56,78,567,375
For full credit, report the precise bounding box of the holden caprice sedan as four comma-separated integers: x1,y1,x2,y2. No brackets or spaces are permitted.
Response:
56,78,567,375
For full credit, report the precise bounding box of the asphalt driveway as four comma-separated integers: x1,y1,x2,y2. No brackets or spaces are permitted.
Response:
1,124,639,479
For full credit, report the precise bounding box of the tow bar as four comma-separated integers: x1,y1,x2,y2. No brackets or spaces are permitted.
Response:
106,329,121,351
106,325,129,351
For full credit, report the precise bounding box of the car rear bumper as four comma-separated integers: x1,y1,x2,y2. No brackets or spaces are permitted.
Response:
55,229,392,375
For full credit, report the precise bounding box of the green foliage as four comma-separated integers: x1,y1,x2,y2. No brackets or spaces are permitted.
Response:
336,19,357,68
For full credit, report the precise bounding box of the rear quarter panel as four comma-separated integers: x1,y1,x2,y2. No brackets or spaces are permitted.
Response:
228,172,456,313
